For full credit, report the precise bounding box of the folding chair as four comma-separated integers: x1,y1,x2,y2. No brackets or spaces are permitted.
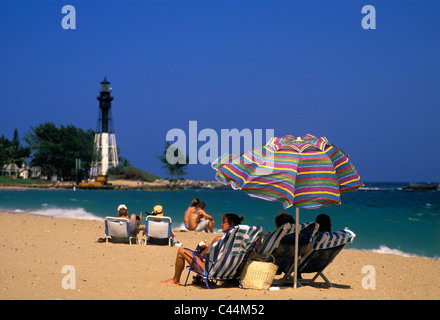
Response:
144,215,173,246
256,223,290,259
184,225,263,289
280,227,356,287
258,222,317,258
104,217,137,245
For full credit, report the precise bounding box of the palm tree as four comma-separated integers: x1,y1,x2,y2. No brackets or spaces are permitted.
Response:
157,142,189,179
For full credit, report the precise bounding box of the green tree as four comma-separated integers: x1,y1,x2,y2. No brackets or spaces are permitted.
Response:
24,122,95,180
0,129,31,177
0,135,13,166
157,142,189,179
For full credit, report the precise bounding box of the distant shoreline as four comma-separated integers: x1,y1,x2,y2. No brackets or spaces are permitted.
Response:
0,178,227,191
2,180,438,191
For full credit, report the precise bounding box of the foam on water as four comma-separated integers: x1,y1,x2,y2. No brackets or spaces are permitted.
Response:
25,207,103,221
362,245,439,260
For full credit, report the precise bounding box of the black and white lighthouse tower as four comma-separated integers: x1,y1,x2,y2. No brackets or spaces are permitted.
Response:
90,78,119,178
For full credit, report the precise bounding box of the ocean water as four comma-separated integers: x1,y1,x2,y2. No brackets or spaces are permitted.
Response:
0,182,439,259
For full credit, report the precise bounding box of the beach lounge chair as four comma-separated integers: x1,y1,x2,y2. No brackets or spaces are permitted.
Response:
144,215,173,246
259,221,319,289
257,222,318,258
184,225,263,289
256,223,290,259
104,217,137,245
279,227,356,287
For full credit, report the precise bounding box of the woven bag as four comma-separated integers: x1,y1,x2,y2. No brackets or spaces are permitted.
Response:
239,255,278,290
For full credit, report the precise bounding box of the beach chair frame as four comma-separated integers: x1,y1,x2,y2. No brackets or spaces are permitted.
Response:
104,217,137,245
279,243,347,287
184,250,216,289
144,215,173,246
297,243,348,287
279,227,355,288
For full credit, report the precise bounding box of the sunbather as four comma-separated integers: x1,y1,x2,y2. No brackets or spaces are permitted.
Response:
183,198,199,229
315,214,331,232
144,205,182,246
117,204,139,237
161,213,243,285
271,213,315,274
187,201,215,232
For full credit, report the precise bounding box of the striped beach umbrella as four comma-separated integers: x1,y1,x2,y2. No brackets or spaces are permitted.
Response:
212,134,362,287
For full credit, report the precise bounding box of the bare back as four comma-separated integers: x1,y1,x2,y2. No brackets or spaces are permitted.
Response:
187,209,200,230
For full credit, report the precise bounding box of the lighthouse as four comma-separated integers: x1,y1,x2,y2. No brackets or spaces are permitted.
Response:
89,78,119,179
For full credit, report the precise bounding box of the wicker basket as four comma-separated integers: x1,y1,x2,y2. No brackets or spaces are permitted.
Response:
239,256,278,290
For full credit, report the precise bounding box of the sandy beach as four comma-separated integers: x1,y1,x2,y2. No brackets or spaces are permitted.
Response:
0,211,438,300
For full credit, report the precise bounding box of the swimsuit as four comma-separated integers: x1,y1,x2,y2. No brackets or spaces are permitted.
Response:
194,218,210,232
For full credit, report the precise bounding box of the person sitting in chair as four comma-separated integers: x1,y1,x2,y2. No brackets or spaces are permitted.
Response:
143,205,182,246
117,204,139,237
315,214,331,233
272,213,316,275
161,213,243,286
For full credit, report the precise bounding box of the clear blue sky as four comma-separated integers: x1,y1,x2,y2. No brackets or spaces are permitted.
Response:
1,0,439,182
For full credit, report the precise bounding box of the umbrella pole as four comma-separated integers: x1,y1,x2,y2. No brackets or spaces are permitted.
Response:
294,207,299,289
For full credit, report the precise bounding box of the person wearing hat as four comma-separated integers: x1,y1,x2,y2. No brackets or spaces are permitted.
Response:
117,204,140,238
143,205,182,246
151,205,164,216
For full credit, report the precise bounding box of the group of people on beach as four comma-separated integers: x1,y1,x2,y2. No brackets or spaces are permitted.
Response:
113,197,217,246
162,204,332,286
115,203,182,246
113,197,332,287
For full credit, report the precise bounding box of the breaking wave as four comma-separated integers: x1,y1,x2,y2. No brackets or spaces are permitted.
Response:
11,207,103,221
360,245,439,260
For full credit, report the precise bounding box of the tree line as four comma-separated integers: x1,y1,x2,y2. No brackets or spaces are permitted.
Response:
1,123,94,180
1,122,188,181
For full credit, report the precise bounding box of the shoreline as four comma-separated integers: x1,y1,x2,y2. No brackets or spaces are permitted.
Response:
0,178,226,191
0,211,439,300
2,208,438,261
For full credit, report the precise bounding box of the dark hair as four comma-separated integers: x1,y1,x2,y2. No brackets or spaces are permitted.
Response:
191,198,200,207
198,201,206,210
275,212,295,228
316,214,331,233
222,213,244,226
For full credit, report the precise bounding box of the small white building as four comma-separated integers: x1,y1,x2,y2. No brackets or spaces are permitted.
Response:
1,162,42,179
2,163,20,177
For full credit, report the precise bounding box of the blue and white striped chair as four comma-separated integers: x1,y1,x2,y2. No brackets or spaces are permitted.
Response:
258,222,317,257
280,227,356,287
184,225,263,289
257,223,290,258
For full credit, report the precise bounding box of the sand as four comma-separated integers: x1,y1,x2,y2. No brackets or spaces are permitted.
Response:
0,211,439,300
